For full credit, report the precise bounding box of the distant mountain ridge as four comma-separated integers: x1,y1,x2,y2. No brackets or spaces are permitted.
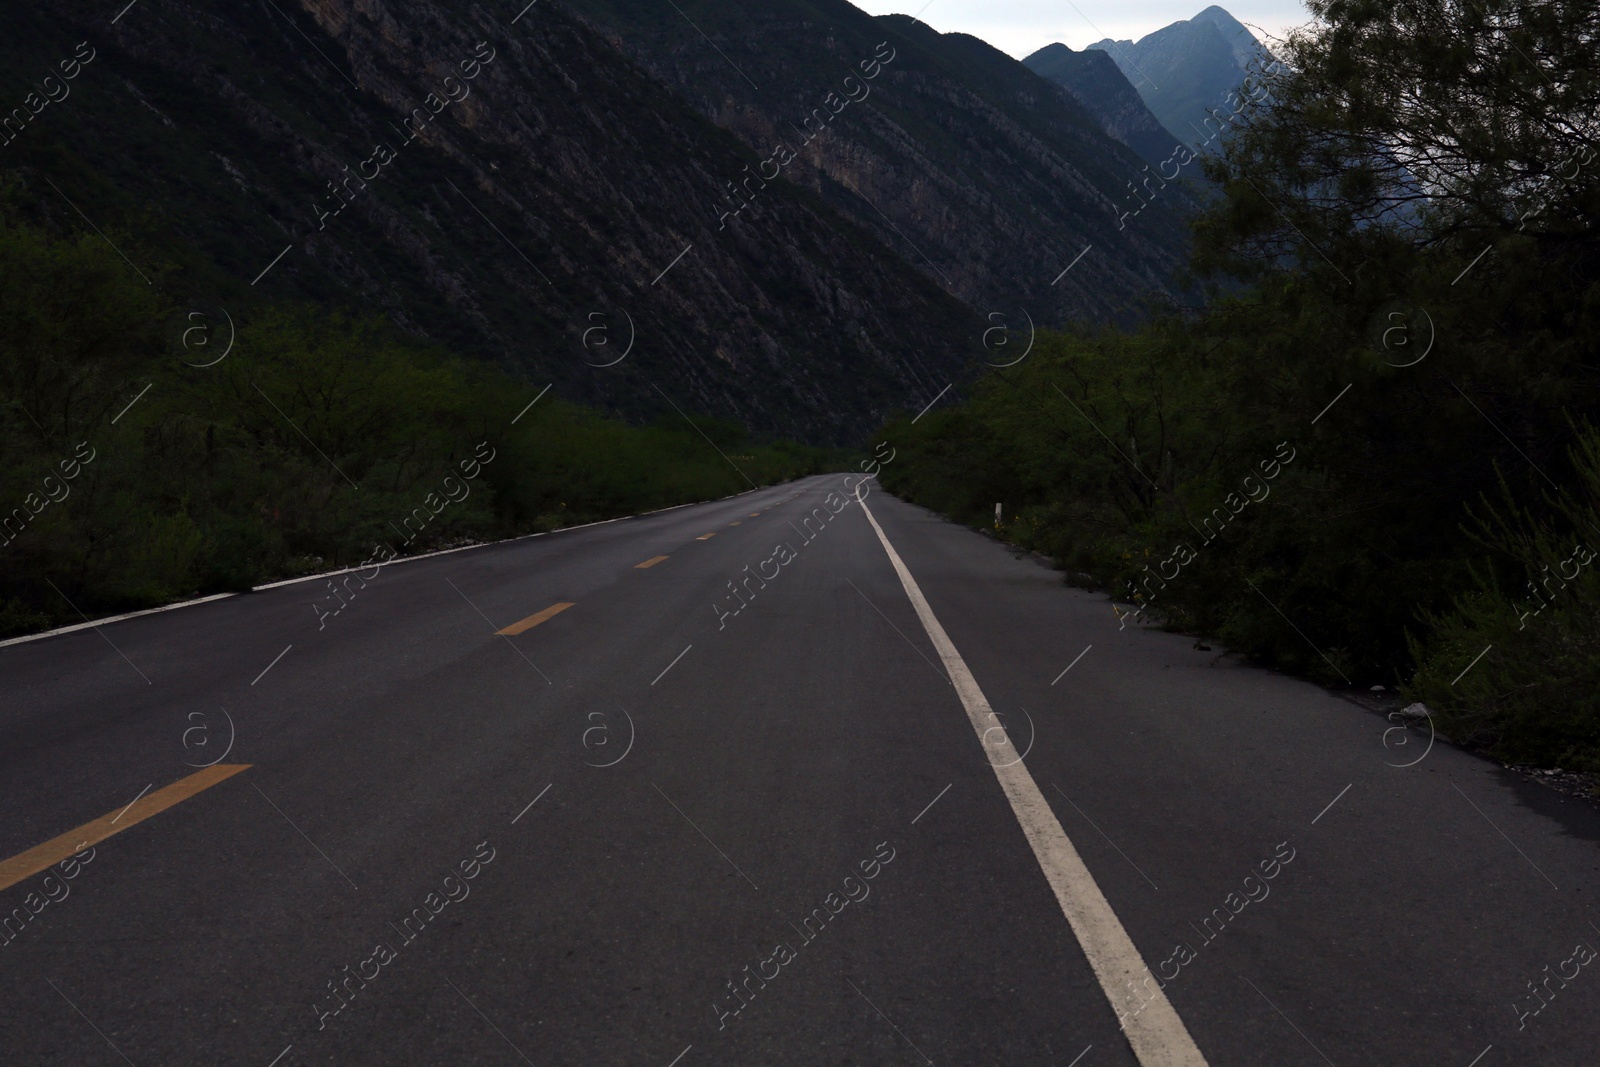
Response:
1020,44,1179,166
1087,6,1273,150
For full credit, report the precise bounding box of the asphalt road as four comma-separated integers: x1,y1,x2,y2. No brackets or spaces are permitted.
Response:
2,473,1599,1066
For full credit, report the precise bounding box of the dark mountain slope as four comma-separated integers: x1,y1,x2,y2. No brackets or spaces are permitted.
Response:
0,0,983,444
563,0,1197,326
1021,43,1180,166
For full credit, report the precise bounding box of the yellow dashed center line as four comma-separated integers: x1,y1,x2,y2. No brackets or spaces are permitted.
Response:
750,512,760,517
497,601,576,635
728,521,742,526
0,764,252,892
696,533,716,540
636,555,669,569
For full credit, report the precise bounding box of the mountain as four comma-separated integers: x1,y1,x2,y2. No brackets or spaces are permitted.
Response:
1088,6,1272,150
561,0,1197,326
1021,44,1180,166
1192,4,1273,71
0,0,986,445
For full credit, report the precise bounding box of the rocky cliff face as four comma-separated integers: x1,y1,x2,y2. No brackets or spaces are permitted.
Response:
1021,44,1180,167
0,0,983,443
562,0,1197,327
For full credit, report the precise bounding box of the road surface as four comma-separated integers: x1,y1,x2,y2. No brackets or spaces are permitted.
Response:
2,473,1598,1066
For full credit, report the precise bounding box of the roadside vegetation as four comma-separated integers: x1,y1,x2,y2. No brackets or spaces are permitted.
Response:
878,0,1600,768
0,209,839,638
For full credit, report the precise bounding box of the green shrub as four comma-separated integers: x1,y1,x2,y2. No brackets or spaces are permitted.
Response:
0,214,839,635
1407,429,1600,770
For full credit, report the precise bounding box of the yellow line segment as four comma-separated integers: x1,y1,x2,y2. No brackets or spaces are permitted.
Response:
497,601,576,635
696,533,716,540
727,521,742,526
636,556,669,569
0,764,252,893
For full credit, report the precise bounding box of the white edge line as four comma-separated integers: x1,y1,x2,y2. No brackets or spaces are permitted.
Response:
0,478,810,647
855,492,1210,1067
1465,1045,1492,1067
266,1046,293,1067
0,592,237,648
665,1045,693,1067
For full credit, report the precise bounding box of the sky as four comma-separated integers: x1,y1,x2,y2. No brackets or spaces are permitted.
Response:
849,0,1312,59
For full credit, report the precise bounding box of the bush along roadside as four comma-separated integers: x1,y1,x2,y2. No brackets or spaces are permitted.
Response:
0,217,846,637
874,0,1600,775
1406,428,1600,773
